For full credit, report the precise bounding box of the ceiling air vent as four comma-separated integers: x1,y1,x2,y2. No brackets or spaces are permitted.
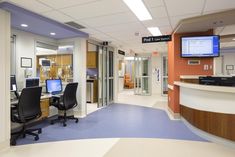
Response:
65,21,86,30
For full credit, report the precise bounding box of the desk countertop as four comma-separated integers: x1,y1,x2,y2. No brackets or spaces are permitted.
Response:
174,81,235,94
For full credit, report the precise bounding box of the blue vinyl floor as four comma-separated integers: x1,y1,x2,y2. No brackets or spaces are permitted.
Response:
16,103,207,145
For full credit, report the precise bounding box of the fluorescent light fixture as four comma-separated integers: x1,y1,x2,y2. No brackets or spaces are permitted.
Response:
123,0,152,21
147,27,162,36
124,57,135,60
21,24,28,27
50,32,56,36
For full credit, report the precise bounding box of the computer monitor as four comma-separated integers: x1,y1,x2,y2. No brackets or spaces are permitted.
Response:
10,75,17,92
26,78,40,88
46,79,62,94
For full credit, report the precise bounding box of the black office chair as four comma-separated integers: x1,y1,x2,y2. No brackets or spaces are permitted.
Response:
50,83,79,127
11,87,42,145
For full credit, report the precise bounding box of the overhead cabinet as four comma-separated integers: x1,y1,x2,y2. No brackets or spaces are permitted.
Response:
87,51,97,68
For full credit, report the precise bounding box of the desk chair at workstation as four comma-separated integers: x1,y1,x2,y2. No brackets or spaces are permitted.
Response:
11,87,42,145
50,82,79,127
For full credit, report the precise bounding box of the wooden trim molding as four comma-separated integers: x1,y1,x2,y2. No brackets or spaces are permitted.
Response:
180,105,235,141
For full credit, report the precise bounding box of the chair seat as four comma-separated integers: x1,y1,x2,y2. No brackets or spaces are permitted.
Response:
51,102,67,110
12,113,39,124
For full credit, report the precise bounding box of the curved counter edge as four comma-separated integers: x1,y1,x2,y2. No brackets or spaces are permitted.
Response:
174,81,235,94
175,81,235,142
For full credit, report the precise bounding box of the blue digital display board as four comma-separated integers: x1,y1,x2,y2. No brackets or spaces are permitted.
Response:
181,36,220,58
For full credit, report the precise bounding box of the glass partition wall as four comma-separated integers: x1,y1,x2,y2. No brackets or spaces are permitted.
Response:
134,55,152,96
36,42,74,84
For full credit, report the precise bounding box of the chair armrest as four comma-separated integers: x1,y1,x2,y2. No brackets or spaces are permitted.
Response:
50,95,63,106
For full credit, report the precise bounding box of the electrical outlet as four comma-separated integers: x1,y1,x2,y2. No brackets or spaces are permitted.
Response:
204,64,209,70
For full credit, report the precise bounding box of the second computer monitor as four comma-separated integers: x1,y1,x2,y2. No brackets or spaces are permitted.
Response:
10,75,17,92
26,78,40,88
46,79,62,93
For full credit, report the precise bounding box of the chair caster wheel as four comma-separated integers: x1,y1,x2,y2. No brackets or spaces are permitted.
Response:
75,119,79,123
38,129,42,134
34,136,39,141
63,123,67,127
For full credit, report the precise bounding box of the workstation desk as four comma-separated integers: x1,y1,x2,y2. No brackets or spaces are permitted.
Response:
174,81,235,142
11,93,63,120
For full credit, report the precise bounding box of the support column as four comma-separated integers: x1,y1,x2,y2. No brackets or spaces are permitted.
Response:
0,9,11,150
73,38,87,117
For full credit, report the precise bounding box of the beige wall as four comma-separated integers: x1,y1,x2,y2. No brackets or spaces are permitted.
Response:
0,9,11,150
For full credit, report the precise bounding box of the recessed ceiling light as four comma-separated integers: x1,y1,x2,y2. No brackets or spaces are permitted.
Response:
21,24,28,27
50,32,56,36
123,0,152,21
147,27,162,36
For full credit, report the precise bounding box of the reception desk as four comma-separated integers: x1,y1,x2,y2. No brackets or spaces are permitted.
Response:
174,81,235,141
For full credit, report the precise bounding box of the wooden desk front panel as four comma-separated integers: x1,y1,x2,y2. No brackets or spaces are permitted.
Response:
40,98,49,119
180,105,235,141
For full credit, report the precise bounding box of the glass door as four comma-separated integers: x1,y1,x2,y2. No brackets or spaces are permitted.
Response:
134,55,151,95
98,46,103,108
162,56,168,95
98,46,114,107
107,50,114,103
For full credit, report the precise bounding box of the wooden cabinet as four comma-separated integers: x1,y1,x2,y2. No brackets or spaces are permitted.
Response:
87,51,97,68
39,98,49,119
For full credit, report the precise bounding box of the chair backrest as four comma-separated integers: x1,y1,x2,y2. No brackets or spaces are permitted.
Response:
17,87,42,122
63,83,78,110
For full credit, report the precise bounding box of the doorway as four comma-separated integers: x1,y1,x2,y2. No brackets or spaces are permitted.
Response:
86,42,114,115
134,55,152,96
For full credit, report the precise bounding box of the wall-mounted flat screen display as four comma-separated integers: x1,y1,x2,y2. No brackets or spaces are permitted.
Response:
181,36,220,58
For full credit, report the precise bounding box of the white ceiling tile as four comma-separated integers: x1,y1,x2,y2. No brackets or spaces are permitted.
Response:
60,0,129,20
164,0,205,16
220,25,235,35
90,33,113,41
37,0,100,9
170,13,199,28
96,22,144,33
142,18,170,27
143,0,164,8
159,26,172,34
149,6,168,19
80,28,102,35
80,12,138,27
42,11,73,23
8,0,53,13
203,0,235,13
108,29,150,40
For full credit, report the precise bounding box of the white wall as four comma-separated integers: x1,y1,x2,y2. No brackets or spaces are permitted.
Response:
0,9,10,150
151,55,162,94
12,29,57,90
214,52,235,75
88,43,97,51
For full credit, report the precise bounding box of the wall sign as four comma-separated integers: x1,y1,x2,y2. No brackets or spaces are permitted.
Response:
21,57,32,68
118,50,125,56
142,35,172,43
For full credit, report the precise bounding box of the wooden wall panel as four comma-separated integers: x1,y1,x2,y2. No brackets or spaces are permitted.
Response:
180,105,235,141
